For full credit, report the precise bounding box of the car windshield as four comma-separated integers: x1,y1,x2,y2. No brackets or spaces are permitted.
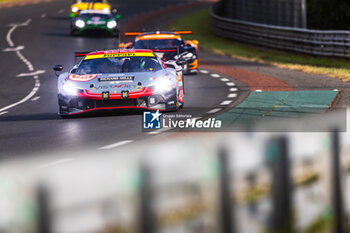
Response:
133,39,183,49
79,13,110,19
76,56,162,74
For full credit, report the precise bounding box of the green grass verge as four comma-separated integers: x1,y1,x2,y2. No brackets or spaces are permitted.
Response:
169,8,350,82
0,0,25,3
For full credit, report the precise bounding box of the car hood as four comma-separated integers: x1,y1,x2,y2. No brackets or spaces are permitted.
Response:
66,69,174,93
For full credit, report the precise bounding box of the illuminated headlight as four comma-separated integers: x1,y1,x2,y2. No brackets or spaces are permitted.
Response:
63,82,78,95
175,52,195,60
154,79,172,92
72,6,79,13
102,7,110,13
107,20,117,29
75,19,85,28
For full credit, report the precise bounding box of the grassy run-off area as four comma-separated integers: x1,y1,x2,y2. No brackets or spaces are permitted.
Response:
0,0,23,3
170,8,350,82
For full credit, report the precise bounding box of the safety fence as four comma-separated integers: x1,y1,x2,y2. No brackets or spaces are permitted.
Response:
221,0,306,28
211,2,350,58
0,110,349,233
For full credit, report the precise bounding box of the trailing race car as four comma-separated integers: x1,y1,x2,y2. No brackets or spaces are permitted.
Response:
53,49,184,117
70,0,111,18
121,31,199,74
70,10,119,36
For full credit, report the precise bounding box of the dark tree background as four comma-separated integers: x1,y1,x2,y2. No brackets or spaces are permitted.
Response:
307,0,350,30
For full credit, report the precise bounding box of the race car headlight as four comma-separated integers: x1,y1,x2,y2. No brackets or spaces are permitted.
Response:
183,52,195,59
175,52,196,60
72,6,79,13
102,7,110,13
154,79,172,92
63,82,78,96
107,20,117,29
75,19,85,28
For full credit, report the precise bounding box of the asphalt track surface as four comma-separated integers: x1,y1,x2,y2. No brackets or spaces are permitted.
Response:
0,0,246,157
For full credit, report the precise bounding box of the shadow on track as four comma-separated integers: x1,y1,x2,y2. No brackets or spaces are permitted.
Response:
0,109,145,122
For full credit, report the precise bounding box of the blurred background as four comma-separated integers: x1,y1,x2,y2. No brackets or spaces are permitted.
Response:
0,109,349,233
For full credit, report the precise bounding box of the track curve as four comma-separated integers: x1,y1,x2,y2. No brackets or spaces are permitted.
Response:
0,0,244,157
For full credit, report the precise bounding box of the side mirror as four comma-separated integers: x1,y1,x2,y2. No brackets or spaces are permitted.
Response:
119,43,125,48
53,64,63,71
53,64,63,77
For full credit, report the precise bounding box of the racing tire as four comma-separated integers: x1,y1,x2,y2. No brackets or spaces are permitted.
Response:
70,30,78,37
112,30,120,38
59,107,70,119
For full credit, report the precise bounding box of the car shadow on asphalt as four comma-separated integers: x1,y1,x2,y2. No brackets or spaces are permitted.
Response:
0,109,145,122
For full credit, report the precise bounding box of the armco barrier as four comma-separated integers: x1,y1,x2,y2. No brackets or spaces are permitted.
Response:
0,109,349,233
211,2,350,58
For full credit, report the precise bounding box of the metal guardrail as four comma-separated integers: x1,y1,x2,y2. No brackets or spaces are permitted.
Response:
211,2,350,58
0,110,348,233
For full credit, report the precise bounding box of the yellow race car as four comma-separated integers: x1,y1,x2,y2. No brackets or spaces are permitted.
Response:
70,0,111,18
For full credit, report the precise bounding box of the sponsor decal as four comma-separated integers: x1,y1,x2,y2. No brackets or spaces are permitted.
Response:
121,90,129,99
68,74,98,81
87,21,106,25
85,52,155,60
143,111,222,131
101,91,109,100
92,84,139,90
98,76,134,82
143,110,162,129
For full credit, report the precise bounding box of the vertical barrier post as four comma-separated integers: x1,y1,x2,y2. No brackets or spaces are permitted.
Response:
37,185,52,233
301,0,307,28
331,131,345,233
266,137,293,232
219,147,234,233
139,163,154,233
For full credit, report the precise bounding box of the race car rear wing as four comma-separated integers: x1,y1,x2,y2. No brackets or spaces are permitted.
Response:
151,48,178,52
75,52,91,57
74,51,93,64
124,31,193,36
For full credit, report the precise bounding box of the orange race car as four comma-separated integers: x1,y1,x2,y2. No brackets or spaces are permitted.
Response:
70,0,112,18
120,31,199,74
